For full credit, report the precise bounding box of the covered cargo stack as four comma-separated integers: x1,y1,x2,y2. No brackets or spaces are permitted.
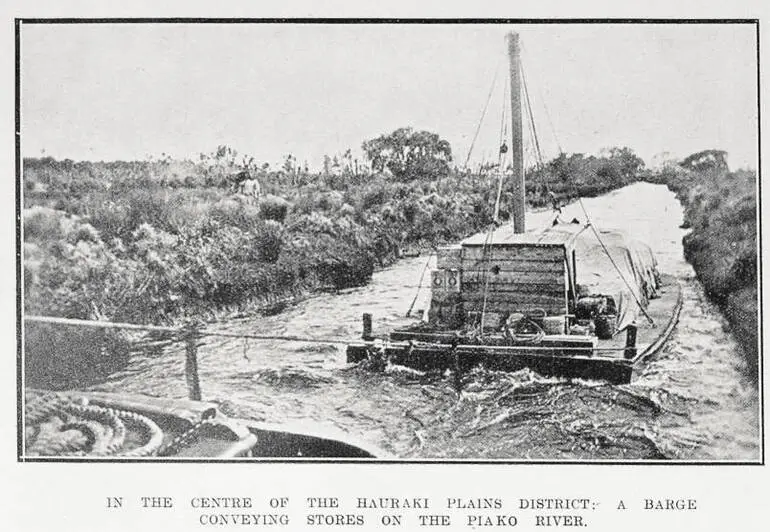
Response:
428,231,576,329
460,240,572,327
426,223,658,336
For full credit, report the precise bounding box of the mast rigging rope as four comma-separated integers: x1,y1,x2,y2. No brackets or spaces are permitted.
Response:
521,61,544,168
405,252,435,317
463,63,501,169
493,78,509,223
520,42,563,155
569,187,656,326
516,43,653,326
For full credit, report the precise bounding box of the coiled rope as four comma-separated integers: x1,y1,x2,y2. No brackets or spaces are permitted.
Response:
504,315,546,345
25,390,164,457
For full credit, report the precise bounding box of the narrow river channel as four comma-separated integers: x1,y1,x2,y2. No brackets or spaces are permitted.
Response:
93,182,760,460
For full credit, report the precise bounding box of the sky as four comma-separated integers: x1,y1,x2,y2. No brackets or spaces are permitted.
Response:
20,22,759,170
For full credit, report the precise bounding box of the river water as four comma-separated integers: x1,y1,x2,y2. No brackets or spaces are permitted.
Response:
93,183,760,461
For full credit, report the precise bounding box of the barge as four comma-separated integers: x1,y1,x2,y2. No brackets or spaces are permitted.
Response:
347,223,682,384
346,32,682,384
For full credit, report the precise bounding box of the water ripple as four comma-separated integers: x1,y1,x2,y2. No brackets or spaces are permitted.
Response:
93,183,759,460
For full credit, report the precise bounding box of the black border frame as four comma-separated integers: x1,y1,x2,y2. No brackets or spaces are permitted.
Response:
15,17,764,465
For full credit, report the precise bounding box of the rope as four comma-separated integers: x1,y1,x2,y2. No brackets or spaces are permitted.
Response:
157,409,217,457
405,253,434,317
60,405,126,455
586,219,655,327
478,223,498,334
521,42,563,154
498,79,509,158
28,420,89,456
24,315,354,345
493,169,506,223
463,62,500,169
521,61,544,168
492,77,509,223
504,316,546,345
24,390,163,457
570,191,655,327
515,44,653,326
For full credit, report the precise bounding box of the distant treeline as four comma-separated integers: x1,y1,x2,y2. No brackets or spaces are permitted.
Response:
645,150,758,378
22,136,646,328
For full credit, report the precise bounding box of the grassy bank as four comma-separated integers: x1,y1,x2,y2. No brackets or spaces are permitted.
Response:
22,146,643,327
21,144,646,389
646,162,758,376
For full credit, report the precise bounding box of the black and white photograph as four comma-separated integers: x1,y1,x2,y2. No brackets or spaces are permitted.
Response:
17,20,761,463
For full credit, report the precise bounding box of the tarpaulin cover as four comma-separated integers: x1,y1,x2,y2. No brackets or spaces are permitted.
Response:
561,224,659,331
463,222,659,331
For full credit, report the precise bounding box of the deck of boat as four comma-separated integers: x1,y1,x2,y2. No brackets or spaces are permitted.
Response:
593,273,682,361
29,390,382,459
347,274,682,384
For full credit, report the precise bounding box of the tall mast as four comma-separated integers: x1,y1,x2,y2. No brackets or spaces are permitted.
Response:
507,31,525,233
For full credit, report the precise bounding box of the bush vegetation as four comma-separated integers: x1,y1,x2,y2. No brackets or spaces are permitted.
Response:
23,138,646,327
645,151,758,377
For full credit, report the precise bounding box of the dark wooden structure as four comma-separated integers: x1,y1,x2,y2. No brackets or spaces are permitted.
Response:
431,228,583,327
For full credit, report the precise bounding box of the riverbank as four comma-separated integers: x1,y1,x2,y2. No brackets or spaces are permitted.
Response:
645,165,758,377
23,149,648,387
22,148,642,326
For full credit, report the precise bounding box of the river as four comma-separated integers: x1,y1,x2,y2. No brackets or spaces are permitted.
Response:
93,182,760,461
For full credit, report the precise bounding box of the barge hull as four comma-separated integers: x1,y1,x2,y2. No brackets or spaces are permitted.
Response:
347,343,633,384
346,277,683,385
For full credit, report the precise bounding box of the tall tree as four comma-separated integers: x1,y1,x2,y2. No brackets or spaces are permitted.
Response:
362,127,452,181
680,149,729,173
603,147,645,180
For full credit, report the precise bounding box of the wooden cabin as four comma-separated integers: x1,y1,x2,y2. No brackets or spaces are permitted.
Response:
429,225,586,332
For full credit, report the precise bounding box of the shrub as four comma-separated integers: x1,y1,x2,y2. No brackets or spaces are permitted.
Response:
210,196,262,231
69,222,101,244
360,182,390,210
259,194,290,223
22,148,653,339
253,220,285,263
316,247,375,289
86,200,132,240
651,158,758,378
23,206,67,242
